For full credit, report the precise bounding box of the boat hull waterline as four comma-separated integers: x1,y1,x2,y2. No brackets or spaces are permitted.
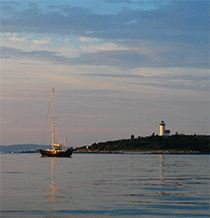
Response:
39,148,74,157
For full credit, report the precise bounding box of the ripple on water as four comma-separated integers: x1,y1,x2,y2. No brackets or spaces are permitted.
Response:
1,153,209,217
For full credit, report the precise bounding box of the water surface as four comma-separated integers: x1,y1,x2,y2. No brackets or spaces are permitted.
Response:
1,153,209,217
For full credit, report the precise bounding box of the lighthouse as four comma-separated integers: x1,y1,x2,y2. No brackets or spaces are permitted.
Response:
159,121,166,136
159,121,170,136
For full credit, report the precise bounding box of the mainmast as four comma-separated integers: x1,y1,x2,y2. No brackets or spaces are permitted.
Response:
51,88,56,148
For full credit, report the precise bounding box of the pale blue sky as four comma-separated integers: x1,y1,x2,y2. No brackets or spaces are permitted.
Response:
0,0,209,145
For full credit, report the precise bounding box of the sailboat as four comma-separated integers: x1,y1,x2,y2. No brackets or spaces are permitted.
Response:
39,88,75,157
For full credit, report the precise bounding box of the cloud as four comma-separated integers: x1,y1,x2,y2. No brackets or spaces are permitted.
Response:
131,80,209,93
0,46,70,64
80,70,209,93
1,1,208,44
79,72,146,79
1,45,208,94
81,71,209,82
1,1,208,70
32,38,51,46
1,43,208,69
9,34,26,42
75,48,208,69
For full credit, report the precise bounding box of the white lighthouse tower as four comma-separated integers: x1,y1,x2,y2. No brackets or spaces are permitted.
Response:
159,121,166,136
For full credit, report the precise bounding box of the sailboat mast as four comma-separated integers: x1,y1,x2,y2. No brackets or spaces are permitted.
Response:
51,88,56,149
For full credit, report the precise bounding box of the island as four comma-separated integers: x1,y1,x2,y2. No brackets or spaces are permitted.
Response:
76,134,210,154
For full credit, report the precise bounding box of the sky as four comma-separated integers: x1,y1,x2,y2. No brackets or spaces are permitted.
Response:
0,0,209,146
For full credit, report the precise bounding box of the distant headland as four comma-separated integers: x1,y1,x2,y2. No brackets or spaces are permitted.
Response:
77,121,210,154
77,134,210,154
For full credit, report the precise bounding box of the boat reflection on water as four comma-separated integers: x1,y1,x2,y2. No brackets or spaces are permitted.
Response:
49,158,57,215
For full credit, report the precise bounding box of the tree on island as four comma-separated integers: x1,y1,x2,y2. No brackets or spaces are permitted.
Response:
131,134,134,141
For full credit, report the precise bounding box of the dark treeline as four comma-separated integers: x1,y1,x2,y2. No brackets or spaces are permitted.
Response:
81,134,210,153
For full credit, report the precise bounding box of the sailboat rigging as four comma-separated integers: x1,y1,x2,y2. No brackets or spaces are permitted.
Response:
39,88,75,157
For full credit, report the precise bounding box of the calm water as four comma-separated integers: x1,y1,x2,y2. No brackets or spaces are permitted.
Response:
0,153,209,218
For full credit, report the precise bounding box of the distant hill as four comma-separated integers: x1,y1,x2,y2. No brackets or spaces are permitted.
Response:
78,134,210,154
0,144,50,153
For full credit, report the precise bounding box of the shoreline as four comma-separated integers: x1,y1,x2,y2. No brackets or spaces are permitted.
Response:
75,150,209,155
1,150,209,155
